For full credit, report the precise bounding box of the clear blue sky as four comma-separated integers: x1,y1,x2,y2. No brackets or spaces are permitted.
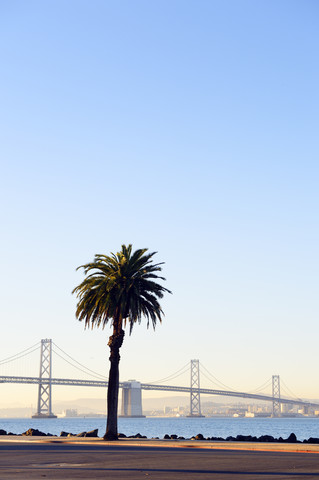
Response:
0,0,318,407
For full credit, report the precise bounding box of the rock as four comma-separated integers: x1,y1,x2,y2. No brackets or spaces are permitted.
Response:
86,429,98,438
258,435,275,442
164,434,170,439
22,428,46,437
305,437,319,444
226,436,236,441
7,432,16,436
285,433,297,443
74,431,99,438
0,430,7,435
67,433,75,437
195,433,205,440
178,436,185,440
236,435,257,442
118,433,126,438
236,435,248,441
60,431,69,437
170,434,178,439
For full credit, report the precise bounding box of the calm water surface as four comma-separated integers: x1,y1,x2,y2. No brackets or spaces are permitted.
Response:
1,417,318,441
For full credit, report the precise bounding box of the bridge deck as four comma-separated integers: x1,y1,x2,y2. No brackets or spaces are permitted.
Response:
0,376,318,408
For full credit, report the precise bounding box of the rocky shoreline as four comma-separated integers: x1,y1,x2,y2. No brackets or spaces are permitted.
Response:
1,428,319,444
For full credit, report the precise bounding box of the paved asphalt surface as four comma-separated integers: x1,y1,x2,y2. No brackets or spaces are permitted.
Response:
0,441,319,479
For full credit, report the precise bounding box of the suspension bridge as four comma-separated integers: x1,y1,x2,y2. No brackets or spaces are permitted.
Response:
0,339,318,419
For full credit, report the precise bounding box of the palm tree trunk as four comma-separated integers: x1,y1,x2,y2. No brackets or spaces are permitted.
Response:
104,329,125,440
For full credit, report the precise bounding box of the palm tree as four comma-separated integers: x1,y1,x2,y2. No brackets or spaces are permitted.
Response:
72,244,171,440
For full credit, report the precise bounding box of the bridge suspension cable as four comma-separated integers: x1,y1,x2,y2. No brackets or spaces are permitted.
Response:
280,378,301,400
145,362,190,385
52,342,107,380
247,378,272,394
199,363,236,391
200,364,273,396
0,341,41,366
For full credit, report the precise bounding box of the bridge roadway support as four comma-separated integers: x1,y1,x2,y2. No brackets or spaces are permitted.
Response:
120,381,145,417
32,339,56,418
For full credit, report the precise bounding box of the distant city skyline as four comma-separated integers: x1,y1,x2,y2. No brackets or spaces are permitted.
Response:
0,0,318,408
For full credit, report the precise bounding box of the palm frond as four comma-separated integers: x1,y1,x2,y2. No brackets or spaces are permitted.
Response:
73,244,171,334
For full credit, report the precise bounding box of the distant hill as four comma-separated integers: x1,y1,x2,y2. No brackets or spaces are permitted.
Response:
0,407,34,418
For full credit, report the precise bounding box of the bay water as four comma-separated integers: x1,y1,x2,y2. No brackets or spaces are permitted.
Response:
1,417,318,441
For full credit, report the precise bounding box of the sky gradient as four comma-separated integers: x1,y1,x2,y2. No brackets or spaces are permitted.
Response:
0,0,318,408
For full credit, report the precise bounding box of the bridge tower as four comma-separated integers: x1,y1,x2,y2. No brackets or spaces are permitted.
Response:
187,359,204,417
272,375,281,417
32,339,56,418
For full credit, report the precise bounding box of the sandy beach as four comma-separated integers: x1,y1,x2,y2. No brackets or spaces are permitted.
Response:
0,436,319,479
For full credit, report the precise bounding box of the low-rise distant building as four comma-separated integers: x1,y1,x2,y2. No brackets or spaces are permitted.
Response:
62,409,78,417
